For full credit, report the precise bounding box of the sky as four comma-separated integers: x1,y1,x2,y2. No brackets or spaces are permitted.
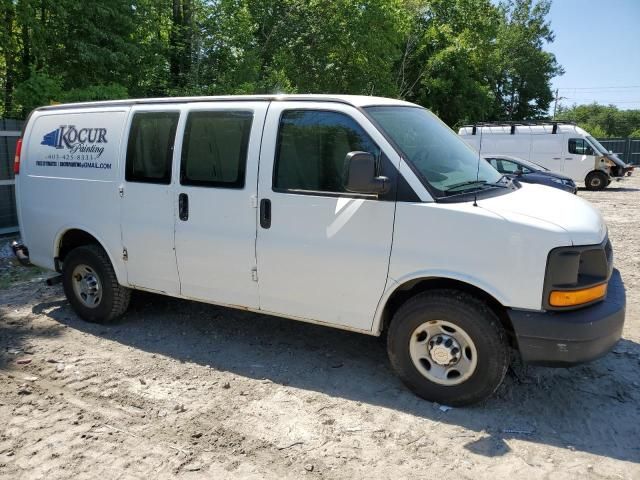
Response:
545,0,640,110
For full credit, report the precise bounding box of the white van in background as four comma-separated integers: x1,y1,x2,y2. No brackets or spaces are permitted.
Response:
14,95,626,405
459,123,634,190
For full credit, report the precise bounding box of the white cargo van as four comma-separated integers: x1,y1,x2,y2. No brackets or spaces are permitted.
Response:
459,123,634,190
14,95,625,405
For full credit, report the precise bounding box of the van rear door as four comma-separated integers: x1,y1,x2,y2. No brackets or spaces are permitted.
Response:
172,101,267,308
255,102,398,331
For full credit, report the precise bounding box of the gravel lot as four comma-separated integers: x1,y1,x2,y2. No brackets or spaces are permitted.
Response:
1,176,639,479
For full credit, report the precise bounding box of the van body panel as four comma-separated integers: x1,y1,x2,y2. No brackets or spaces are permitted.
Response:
479,183,607,246
560,133,596,181
120,104,181,295
172,101,268,308
530,133,563,171
17,108,128,281
388,198,571,312
255,101,399,331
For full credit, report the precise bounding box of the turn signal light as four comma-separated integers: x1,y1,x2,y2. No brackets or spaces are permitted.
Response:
13,138,22,175
549,283,607,307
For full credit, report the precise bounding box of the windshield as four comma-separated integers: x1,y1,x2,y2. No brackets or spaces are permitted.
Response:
365,106,502,197
587,136,608,155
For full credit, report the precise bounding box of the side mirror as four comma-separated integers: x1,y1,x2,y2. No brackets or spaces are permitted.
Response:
515,169,523,176
343,151,389,195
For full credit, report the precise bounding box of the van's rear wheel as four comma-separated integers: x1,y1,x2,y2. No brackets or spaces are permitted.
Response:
387,290,509,406
62,244,131,323
585,171,608,191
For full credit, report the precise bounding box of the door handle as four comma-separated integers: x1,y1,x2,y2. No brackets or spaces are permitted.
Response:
260,199,271,229
179,193,189,221
552,157,562,160
564,157,573,160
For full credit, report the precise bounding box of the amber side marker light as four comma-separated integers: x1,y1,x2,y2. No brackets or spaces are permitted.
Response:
549,283,607,307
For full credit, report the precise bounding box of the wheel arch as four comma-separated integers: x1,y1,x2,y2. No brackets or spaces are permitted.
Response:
585,169,609,189
373,276,515,344
54,226,126,284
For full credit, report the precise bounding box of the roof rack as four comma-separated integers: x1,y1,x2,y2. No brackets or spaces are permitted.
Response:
463,120,577,135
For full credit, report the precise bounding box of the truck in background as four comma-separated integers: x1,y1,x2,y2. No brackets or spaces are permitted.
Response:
459,122,634,190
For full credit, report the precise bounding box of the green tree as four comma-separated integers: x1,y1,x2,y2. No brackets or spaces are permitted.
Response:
2,0,142,116
0,0,563,125
556,103,640,138
396,0,502,126
12,70,61,112
490,0,563,120
192,0,406,96
0,0,18,115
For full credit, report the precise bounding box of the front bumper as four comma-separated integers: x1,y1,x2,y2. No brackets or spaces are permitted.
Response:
563,184,578,194
508,269,625,366
611,165,635,177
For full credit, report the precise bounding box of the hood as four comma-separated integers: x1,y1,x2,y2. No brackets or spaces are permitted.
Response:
604,152,627,167
479,183,606,245
527,170,574,182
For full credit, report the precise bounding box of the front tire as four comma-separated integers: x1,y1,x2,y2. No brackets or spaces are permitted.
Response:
585,171,608,191
387,290,509,406
62,244,131,323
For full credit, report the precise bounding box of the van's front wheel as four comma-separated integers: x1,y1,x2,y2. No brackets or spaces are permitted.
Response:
62,245,131,323
387,290,509,406
585,171,608,191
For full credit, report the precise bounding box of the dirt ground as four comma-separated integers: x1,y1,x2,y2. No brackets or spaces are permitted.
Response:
1,176,639,480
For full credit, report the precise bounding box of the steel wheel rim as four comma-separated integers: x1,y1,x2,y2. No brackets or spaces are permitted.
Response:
591,176,602,187
409,320,478,386
71,264,102,309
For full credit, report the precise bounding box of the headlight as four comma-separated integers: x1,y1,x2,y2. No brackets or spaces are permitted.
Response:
550,177,574,187
543,237,613,310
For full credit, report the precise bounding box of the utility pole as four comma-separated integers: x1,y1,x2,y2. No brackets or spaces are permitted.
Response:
552,88,565,119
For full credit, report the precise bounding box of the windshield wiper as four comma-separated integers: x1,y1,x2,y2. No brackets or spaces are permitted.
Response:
444,180,488,192
491,175,513,187
443,178,511,197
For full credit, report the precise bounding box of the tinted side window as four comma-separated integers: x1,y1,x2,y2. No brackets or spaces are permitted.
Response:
126,112,179,184
499,160,520,174
568,138,594,155
274,110,380,193
181,111,253,188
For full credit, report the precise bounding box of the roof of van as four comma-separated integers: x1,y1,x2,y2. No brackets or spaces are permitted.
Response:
458,124,589,136
34,94,417,112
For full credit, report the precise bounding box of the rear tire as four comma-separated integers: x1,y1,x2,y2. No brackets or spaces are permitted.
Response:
585,171,608,191
387,290,509,406
62,244,131,323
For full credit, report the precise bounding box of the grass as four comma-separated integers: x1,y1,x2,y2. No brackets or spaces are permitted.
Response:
0,260,48,290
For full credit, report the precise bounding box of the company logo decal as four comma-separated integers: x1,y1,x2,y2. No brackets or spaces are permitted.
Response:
37,125,111,170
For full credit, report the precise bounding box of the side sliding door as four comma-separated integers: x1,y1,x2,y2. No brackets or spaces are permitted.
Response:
173,101,268,308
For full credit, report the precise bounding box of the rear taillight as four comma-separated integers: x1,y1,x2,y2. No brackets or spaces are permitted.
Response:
13,138,22,175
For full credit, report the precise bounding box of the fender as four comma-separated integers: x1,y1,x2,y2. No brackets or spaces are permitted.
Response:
371,269,511,335
53,224,127,286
